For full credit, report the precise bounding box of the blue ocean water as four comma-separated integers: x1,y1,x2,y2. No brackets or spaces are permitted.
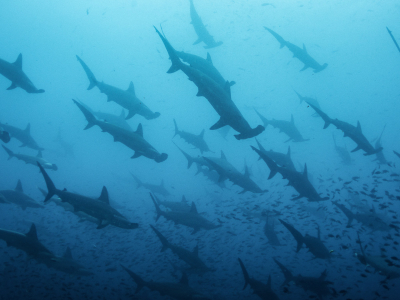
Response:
0,0,399,299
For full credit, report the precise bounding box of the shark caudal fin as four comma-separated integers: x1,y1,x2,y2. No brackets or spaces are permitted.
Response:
251,146,278,179
332,201,354,227
2,145,14,160
154,26,182,74
238,258,251,290
37,162,57,202
279,219,304,252
130,173,143,188
120,265,146,293
150,193,162,221
72,99,98,130
76,55,98,90
253,108,269,128
173,142,194,169
234,125,265,140
305,101,332,129
264,27,287,48
150,225,170,252
273,258,294,286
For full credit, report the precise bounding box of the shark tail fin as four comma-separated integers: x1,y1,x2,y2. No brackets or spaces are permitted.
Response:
120,265,146,293
173,119,179,137
238,258,251,290
150,193,162,221
2,145,14,160
273,258,294,286
251,146,278,179
130,173,142,188
76,55,97,90
279,219,304,252
72,99,97,129
174,142,194,169
150,225,170,252
154,26,182,74
37,162,57,202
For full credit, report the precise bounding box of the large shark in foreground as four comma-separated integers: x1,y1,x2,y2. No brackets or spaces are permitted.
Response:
76,55,160,120
121,264,211,299
264,27,328,73
150,225,213,273
0,122,44,151
252,146,328,202
155,27,264,140
73,99,168,163
151,193,221,234
2,145,57,170
279,219,331,259
0,180,44,210
188,0,222,49
0,54,45,93
307,102,382,156
238,258,279,300
37,162,139,229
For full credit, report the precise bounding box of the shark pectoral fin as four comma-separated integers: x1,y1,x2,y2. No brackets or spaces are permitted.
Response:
193,38,202,45
131,152,142,159
196,88,206,97
97,219,110,229
6,82,17,90
300,65,309,72
351,145,361,153
210,118,227,130
125,110,135,120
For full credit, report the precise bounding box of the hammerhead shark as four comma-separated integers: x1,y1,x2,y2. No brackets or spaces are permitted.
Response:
264,27,328,73
307,101,382,156
173,119,211,154
189,0,222,49
76,55,160,120
155,27,264,140
0,53,45,93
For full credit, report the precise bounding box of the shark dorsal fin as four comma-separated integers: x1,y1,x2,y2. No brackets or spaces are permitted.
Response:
127,81,136,95
199,129,205,138
181,195,187,203
356,121,362,133
14,53,23,69
244,164,250,178
303,164,308,178
287,146,291,158
190,202,198,214
303,44,307,53
24,123,31,134
63,246,73,259
135,123,143,137
36,151,43,158
26,223,38,240
221,151,227,160
179,272,189,286
267,275,272,289
119,109,126,119
15,180,23,192
224,81,232,99
193,245,199,256
206,52,213,64
290,114,294,124
98,186,110,205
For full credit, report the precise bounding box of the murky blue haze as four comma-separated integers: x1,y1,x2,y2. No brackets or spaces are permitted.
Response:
0,0,399,299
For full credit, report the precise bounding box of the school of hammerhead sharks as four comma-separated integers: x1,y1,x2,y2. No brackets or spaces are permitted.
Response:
1,1,400,299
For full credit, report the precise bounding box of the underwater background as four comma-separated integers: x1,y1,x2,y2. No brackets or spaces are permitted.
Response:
0,0,400,299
